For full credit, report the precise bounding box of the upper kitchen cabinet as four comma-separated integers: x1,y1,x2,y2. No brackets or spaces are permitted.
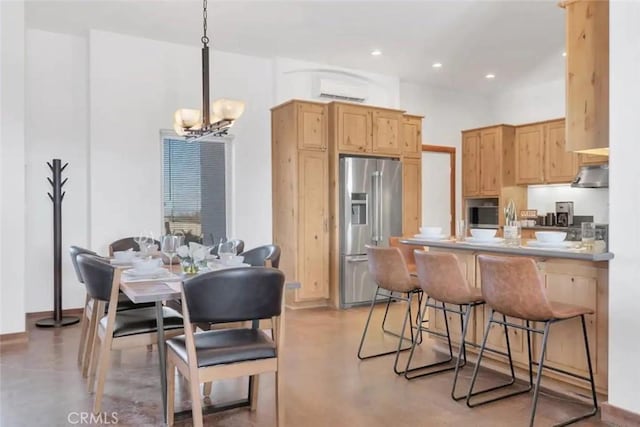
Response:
335,103,372,154
297,102,327,151
402,157,422,236
562,0,609,156
401,115,423,158
515,119,579,185
462,125,515,197
580,153,609,166
515,124,545,184
372,109,402,156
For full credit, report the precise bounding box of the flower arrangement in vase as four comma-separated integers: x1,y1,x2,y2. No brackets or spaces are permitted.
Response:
177,242,208,275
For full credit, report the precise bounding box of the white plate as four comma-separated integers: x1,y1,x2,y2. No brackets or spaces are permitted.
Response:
123,267,169,279
526,240,578,249
413,233,448,241
464,237,504,244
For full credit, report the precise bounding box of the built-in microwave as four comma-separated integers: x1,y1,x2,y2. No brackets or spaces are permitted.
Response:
467,198,499,227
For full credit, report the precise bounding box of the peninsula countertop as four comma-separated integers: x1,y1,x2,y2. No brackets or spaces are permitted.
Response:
400,238,614,262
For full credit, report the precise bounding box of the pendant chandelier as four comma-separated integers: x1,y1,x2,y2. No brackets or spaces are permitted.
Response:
173,0,245,138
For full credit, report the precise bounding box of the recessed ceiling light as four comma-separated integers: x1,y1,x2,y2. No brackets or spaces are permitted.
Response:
485,73,496,79
432,62,443,68
370,49,382,56
562,51,567,57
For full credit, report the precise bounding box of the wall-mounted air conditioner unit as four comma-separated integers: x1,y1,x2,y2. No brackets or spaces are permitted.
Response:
313,77,368,103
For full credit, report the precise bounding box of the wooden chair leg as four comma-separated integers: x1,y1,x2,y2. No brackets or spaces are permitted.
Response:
189,377,204,427
77,295,90,366
250,375,260,411
86,303,103,391
202,381,212,397
92,333,113,414
82,300,98,377
166,355,175,426
147,344,153,352
275,370,283,427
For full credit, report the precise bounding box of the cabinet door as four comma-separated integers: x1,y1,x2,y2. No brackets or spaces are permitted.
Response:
372,109,402,155
297,103,326,151
462,132,480,197
479,129,501,196
402,116,422,158
336,104,372,153
545,120,579,183
515,124,545,184
537,267,597,377
402,158,421,236
296,151,329,301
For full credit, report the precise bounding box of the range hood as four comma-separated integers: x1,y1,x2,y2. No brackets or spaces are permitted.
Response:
571,164,608,188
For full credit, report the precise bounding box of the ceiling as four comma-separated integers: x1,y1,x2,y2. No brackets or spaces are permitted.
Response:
25,0,566,93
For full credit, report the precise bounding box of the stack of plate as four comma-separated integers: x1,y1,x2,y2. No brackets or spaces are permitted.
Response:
464,237,504,245
526,231,578,249
413,226,448,241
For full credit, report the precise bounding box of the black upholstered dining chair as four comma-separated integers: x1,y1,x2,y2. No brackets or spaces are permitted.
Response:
165,267,285,427
209,239,245,256
240,244,281,268
108,237,161,256
76,254,184,414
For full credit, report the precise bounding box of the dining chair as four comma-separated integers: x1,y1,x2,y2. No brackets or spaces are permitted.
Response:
239,244,281,268
77,254,184,413
166,267,285,427
108,237,161,256
209,239,245,256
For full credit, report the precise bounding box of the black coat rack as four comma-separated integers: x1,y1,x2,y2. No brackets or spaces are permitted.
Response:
36,159,80,328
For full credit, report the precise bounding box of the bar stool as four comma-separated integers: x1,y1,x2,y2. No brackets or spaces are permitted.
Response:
471,255,598,426
357,246,422,374
405,251,521,402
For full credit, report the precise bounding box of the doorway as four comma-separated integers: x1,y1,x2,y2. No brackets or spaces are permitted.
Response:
421,145,456,237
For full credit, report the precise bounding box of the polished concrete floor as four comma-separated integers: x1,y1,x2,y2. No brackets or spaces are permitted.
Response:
1,304,607,427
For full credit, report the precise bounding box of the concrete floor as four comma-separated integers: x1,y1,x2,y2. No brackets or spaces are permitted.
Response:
0,304,607,426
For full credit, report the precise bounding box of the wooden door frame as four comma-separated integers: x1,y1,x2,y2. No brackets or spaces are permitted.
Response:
421,145,457,237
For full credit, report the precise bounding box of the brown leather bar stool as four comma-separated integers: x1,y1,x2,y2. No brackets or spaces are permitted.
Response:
405,251,522,402
357,246,422,374
471,255,598,427
388,237,418,275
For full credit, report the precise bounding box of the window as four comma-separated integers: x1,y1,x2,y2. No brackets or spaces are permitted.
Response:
162,137,229,245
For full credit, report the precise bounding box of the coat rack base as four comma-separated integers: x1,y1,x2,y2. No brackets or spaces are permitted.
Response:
35,316,80,328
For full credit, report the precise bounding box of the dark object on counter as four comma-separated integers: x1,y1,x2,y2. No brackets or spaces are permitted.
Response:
538,215,546,226
556,201,574,227
546,212,556,226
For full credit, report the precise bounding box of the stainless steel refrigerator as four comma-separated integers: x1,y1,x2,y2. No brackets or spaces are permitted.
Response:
340,156,402,308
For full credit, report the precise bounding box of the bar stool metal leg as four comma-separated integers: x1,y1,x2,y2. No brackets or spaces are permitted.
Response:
451,303,473,400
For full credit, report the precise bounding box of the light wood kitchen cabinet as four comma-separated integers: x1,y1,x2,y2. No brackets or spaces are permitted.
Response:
462,132,480,197
296,102,327,151
580,153,608,166
545,120,579,183
272,100,330,307
515,124,545,184
462,126,515,197
335,103,372,154
372,109,402,156
514,119,579,185
296,150,330,301
562,0,609,155
402,157,421,236
401,115,422,158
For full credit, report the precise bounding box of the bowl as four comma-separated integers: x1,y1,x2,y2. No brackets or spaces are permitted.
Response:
419,226,442,237
470,228,497,240
113,251,137,262
535,231,567,243
131,257,162,273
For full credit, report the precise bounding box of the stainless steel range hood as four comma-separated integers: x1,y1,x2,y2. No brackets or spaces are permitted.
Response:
571,164,608,188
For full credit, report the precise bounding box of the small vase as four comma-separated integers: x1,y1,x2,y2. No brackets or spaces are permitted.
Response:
181,259,198,275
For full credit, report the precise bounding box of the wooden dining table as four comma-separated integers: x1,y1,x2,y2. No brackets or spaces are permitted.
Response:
117,265,300,424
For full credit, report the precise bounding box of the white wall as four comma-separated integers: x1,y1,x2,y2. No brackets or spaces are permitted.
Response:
24,30,89,312
274,57,399,107
490,78,565,124
0,0,27,334
399,81,494,224
608,0,640,416
526,184,609,224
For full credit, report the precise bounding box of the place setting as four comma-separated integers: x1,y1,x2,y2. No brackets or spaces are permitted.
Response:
522,231,583,251
410,226,452,242
461,228,504,246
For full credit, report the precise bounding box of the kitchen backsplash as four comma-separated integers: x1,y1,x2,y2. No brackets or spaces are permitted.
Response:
526,184,609,224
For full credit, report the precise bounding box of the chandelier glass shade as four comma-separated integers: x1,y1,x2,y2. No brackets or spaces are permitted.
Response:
173,0,245,138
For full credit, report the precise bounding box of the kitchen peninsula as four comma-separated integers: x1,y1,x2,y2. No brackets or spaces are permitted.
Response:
401,238,612,394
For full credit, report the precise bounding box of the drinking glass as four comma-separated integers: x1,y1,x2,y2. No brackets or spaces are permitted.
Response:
504,220,521,246
161,235,181,271
218,238,235,263
456,219,466,242
581,222,596,250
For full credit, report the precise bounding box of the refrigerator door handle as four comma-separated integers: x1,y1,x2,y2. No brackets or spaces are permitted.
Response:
377,170,383,244
347,256,369,263
371,171,380,243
